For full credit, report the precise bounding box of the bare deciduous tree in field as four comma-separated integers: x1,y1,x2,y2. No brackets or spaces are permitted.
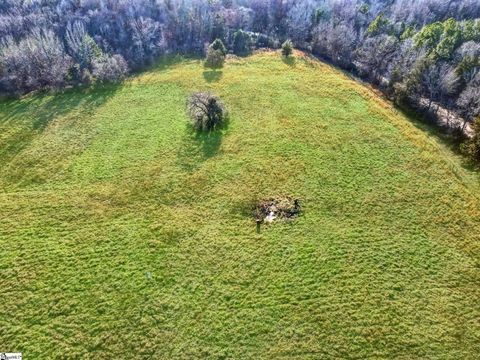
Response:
186,92,226,131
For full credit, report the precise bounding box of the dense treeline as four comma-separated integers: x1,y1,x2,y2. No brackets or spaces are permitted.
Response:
0,0,479,131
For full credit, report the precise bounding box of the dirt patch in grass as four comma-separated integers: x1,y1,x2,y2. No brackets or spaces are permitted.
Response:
254,196,301,224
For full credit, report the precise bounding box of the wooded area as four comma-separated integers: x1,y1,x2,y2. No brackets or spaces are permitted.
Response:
0,0,478,131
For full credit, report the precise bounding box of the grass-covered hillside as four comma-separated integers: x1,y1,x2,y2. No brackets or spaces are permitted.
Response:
1,51,479,359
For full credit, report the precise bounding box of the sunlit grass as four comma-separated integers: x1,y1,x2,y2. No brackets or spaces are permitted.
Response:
0,50,479,358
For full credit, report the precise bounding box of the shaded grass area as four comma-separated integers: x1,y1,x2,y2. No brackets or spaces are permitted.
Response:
395,104,476,170
0,51,479,359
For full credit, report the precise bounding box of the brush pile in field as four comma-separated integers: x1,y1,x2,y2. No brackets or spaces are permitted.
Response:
254,197,301,223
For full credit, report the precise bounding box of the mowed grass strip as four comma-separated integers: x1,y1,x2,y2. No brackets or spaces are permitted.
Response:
0,51,479,359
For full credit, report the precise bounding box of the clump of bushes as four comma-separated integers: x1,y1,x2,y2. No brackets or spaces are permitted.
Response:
281,39,294,57
186,92,226,131
205,39,227,68
255,34,273,49
233,30,253,56
92,54,129,83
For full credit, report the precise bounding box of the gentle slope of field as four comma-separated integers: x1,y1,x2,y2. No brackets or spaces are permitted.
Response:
1,51,479,358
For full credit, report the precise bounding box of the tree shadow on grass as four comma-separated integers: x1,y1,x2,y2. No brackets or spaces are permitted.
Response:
282,56,296,67
0,84,119,166
203,69,223,83
394,103,478,173
1,84,119,129
141,54,199,73
176,116,230,172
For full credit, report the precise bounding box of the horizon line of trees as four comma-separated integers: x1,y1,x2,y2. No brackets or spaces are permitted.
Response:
0,0,479,133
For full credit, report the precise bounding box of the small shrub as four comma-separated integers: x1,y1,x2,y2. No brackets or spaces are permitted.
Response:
205,39,227,68
187,92,226,131
281,39,294,57
210,39,227,56
205,45,226,69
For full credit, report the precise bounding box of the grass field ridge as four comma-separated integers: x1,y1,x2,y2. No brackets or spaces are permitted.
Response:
0,51,479,359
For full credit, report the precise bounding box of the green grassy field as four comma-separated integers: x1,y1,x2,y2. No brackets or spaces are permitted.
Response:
1,51,479,359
